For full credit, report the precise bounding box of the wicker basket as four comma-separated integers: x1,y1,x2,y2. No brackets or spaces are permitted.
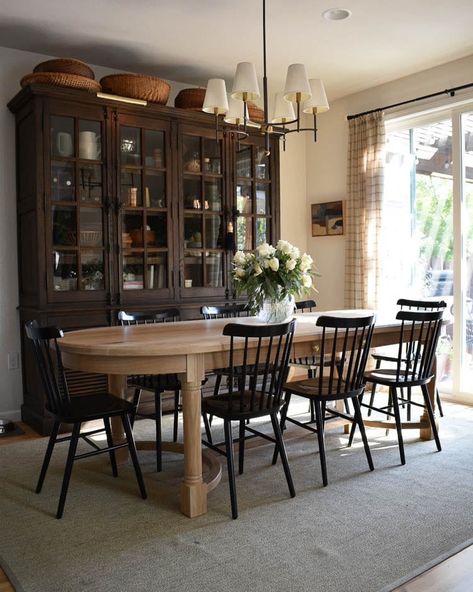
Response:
248,103,264,124
21,72,101,92
174,88,206,110
100,74,170,105
33,58,95,80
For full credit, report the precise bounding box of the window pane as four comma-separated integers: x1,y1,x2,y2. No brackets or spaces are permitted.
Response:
53,250,77,291
51,116,74,158
255,147,269,179
124,214,144,247
236,217,253,251
184,251,203,287
144,129,165,168
184,177,202,209
256,218,267,246
80,208,103,247
205,179,222,212
123,251,144,290
206,252,223,287
236,145,251,177
121,169,142,207
183,136,201,173
120,127,141,165
147,253,167,289
51,162,75,202
256,183,269,214
144,171,166,208
147,213,167,248
237,182,252,214
205,215,223,249
78,120,101,160
53,206,76,246
81,251,104,290
184,216,202,247
79,164,102,203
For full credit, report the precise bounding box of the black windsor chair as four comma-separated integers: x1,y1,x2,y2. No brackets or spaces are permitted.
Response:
202,320,296,519
349,309,444,465
277,314,376,486
118,309,181,472
25,321,147,519
366,299,446,420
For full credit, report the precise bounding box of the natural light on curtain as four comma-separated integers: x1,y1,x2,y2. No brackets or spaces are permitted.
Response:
345,111,385,309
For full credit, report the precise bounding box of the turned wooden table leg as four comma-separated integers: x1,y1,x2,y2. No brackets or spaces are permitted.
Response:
420,356,439,441
179,353,207,518
108,374,129,463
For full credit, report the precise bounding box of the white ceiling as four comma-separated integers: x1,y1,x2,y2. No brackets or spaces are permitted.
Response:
1,0,473,102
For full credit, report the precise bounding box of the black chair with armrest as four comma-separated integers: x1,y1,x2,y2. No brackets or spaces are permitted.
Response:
202,320,296,519
118,308,181,472
276,314,376,486
25,321,147,519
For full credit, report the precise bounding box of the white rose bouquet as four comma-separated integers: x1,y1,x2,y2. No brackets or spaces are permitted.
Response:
232,240,316,315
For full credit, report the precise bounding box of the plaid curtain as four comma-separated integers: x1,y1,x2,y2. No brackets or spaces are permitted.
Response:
345,111,385,309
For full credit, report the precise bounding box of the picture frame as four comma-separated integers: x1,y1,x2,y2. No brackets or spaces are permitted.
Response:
311,201,344,236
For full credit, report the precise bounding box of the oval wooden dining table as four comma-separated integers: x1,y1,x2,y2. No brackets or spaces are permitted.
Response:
59,310,438,518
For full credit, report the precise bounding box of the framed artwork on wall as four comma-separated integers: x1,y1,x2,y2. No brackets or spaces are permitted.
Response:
311,201,344,236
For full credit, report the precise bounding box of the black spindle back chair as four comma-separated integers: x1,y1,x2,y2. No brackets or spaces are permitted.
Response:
357,309,444,465
202,319,296,519
118,308,181,472
25,321,146,519
200,304,250,319
295,299,316,313
280,314,376,486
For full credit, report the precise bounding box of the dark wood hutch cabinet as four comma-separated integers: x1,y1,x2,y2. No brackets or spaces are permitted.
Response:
8,84,281,434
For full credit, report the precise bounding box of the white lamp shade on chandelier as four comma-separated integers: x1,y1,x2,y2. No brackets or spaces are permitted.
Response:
202,79,229,115
303,79,330,114
271,93,296,124
231,62,261,101
283,64,312,103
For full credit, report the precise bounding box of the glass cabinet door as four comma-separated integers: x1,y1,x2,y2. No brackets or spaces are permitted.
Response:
235,141,273,252
119,120,172,296
181,131,225,294
49,112,107,296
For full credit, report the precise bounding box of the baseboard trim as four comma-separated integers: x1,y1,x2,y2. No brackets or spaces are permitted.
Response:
0,409,21,422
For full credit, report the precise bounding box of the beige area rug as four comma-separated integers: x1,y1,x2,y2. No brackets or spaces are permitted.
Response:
1,402,473,592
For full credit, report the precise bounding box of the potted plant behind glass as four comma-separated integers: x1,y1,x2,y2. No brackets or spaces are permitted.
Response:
232,240,316,323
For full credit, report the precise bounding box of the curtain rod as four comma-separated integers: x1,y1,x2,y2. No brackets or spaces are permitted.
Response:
346,82,473,120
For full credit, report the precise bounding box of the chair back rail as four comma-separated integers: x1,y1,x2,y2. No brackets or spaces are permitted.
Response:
223,320,296,412
397,298,447,311
118,308,180,325
200,304,250,319
295,299,316,313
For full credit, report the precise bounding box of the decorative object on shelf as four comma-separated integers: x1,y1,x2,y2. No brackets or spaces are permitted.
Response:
56,132,74,157
33,58,95,80
130,227,156,246
20,72,101,92
202,0,329,153
122,232,133,249
311,200,344,236
185,151,201,172
100,74,170,104
79,131,101,160
232,240,315,322
79,230,102,246
128,187,138,207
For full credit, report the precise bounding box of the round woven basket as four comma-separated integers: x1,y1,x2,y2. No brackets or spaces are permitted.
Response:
33,58,95,80
21,72,101,92
248,102,264,124
100,74,170,104
174,88,206,110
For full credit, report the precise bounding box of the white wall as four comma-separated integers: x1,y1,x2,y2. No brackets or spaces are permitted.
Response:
306,53,473,311
0,46,190,420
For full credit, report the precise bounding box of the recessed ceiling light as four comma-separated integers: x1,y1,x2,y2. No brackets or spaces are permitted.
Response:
322,8,352,21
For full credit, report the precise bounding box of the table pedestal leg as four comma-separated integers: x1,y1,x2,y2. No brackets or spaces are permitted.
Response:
108,374,128,464
179,354,207,518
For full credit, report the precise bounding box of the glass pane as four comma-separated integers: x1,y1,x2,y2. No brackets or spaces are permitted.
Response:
147,253,167,289
80,208,103,247
147,214,167,248
121,169,142,207
144,130,165,168
81,251,104,290
203,138,221,174
51,162,75,201
237,182,252,214
236,217,253,251
78,120,101,160
184,177,202,209
124,214,144,247
256,217,267,246
236,145,251,177
123,251,144,290
120,126,141,165
51,116,74,159
53,206,77,246
79,165,102,203
256,183,269,214
205,252,223,287
255,147,269,179
184,216,203,247
205,215,223,249
53,250,77,291
462,112,473,390
144,171,166,208
204,179,222,212
183,136,201,173
184,251,203,287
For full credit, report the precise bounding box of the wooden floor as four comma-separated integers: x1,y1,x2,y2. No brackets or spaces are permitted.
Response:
1,422,472,592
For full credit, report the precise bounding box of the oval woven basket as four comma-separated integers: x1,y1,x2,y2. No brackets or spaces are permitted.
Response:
174,88,206,110
33,58,95,80
248,103,264,124
20,72,101,92
100,74,170,104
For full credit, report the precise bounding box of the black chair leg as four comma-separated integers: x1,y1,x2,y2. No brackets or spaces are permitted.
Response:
406,387,412,421
347,392,363,447
173,389,180,442
103,417,118,477
352,396,374,471
209,374,223,426
272,392,291,465
436,389,444,417
238,420,245,475
390,387,406,465
202,409,213,444
223,420,238,519
154,390,163,472
131,388,141,428
270,414,295,498
421,384,442,452
314,399,328,486
36,420,60,494
57,422,81,519
367,359,381,416
121,413,147,500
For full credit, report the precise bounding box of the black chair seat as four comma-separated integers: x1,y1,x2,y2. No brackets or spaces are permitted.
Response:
364,368,430,388
50,393,136,423
284,377,362,402
202,391,283,420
